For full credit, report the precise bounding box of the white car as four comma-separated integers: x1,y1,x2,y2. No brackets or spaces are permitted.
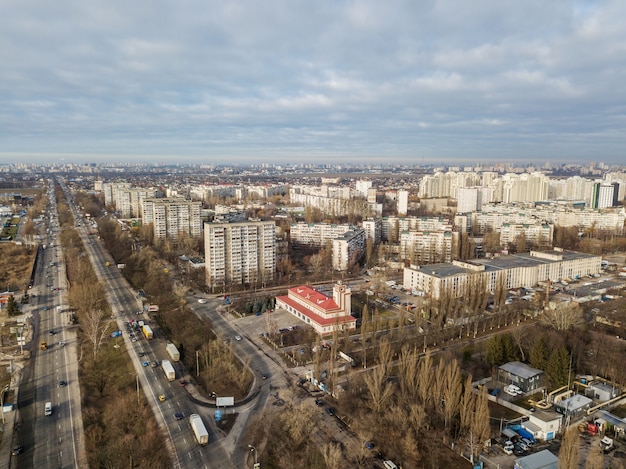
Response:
234,335,242,341
197,299,207,304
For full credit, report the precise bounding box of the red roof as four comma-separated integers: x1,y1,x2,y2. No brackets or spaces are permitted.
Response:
288,286,338,311
276,295,356,327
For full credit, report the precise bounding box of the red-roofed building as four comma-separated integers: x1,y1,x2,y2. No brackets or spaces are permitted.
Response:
275,282,356,335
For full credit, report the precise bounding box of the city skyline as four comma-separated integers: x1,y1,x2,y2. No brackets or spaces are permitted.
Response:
2,1,626,165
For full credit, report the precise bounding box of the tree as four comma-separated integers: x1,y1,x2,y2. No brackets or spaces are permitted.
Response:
6,295,20,316
363,365,394,414
585,443,604,469
441,360,462,429
471,386,491,459
459,375,475,434
486,335,504,367
558,425,580,469
529,335,549,371
546,346,571,389
322,442,343,469
82,309,111,360
542,303,583,331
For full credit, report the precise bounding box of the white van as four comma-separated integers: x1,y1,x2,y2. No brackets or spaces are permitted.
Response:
383,461,398,469
44,402,52,416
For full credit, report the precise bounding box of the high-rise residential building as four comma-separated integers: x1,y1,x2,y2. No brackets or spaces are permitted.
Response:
332,228,366,271
142,198,202,240
397,190,409,216
356,180,373,197
362,219,382,243
591,182,618,209
400,230,457,264
289,222,357,247
204,220,276,288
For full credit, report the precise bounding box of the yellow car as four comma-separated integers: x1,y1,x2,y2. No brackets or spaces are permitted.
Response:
158,395,166,402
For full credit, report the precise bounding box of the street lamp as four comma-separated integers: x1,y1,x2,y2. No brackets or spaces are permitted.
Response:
248,444,258,467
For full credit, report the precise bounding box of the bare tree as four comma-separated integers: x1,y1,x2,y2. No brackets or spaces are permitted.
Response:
558,426,580,469
397,345,420,401
585,444,604,469
542,302,584,331
363,365,394,413
471,386,491,458
280,402,316,447
322,442,343,469
417,350,433,407
441,359,462,429
459,375,475,434
82,308,111,360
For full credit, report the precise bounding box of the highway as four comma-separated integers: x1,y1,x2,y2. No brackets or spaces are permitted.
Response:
14,182,85,469
59,179,237,469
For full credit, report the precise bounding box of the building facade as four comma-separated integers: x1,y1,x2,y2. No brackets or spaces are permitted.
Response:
204,220,276,288
275,283,357,335
403,248,601,299
142,197,202,240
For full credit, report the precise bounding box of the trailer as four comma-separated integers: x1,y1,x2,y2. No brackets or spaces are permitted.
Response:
161,359,175,381
166,343,180,362
142,325,153,340
189,414,209,445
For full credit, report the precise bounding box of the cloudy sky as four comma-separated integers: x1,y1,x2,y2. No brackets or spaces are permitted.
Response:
2,0,625,165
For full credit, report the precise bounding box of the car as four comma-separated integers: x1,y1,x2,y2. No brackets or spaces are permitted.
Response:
235,335,241,341
138,352,145,357
49,330,55,335
325,407,335,416
197,299,207,304
43,306,49,311
261,374,268,380
179,380,186,387
365,441,375,450
60,340,65,347
315,398,324,407
11,445,23,455
59,380,67,387
158,395,166,402
131,338,137,342
502,446,513,455
142,361,148,367
151,361,159,368
174,412,184,420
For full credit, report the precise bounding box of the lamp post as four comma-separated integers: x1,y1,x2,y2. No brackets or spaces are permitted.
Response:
248,444,258,467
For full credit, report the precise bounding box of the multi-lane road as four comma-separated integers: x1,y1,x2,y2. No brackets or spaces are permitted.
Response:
14,185,85,469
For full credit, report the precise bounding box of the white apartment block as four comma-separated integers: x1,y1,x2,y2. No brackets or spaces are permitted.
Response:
457,187,493,213
397,190,409,216
142,198,202,240
356,180,373,197
400,230,457,264
362,219,382,243
382,216,454,241
499,172,549,203
204,220,276,288
499,223,553,249
290,222,357,247
403,249,601,299
332,228,366,271
477,202,626,235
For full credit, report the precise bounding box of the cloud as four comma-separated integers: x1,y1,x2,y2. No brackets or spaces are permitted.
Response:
1,0,626,163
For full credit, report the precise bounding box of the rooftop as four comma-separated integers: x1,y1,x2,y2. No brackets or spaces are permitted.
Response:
499,361,544,379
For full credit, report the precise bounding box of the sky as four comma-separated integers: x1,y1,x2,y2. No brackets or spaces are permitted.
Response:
2,0,626,166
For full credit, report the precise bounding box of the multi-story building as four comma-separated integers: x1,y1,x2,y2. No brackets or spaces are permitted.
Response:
362,218,382,243
400,230,457,264
142,198,202,240
289,222,357,247
275,282,356,335
204,220,276,288
332,228,366,271
397,190,409,216
403,248,601,299
457,187,493,213
499,223,553,249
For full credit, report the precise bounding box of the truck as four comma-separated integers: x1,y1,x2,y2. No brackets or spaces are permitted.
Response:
161,359,175,381
40,341,48,350
189,414,209,445
166,343,180,362
142,325,153,340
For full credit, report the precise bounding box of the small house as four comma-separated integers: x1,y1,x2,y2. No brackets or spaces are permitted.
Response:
514,449,558,469
586,382,620,402
554,394,592,419
527,410,562,441
498,361,544,393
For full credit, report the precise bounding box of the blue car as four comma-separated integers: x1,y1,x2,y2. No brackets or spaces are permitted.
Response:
142,361,148,367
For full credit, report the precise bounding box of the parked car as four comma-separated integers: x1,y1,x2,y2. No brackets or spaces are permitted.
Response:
315,398,324,407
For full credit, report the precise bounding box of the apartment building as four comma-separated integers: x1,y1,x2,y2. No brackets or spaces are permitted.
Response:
332,228,366,271
400,230,457,264
290,222,357,247
142,198,202,240
362,218,382,243
403,248,601,299
204,220,276,288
